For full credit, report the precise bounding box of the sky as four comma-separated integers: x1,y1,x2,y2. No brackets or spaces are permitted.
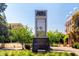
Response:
4,3,79,33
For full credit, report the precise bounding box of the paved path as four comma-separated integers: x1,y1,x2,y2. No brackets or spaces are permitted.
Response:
0,48,22,50
51,47,79,56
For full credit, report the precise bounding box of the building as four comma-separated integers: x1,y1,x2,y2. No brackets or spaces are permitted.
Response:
8,23,24,30
65,9,79,46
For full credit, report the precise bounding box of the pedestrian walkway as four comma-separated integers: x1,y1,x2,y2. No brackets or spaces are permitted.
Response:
51,47,79,56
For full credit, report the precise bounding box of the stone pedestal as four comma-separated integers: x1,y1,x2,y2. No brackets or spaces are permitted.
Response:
32,38,50,52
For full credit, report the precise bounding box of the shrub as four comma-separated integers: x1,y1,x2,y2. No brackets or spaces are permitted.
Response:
25,44,30,50
51,43,58,47
47,31,65,44
72,42,79,49
70,53,77,56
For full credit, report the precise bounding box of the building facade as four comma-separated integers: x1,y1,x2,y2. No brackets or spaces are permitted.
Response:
65,9,79,46
8,23,23,30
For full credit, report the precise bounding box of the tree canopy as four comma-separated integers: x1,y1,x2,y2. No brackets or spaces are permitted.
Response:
47,30,65,44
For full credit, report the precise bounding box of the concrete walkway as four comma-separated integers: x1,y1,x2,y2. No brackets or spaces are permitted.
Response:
51,47,79,56
0,48,22,50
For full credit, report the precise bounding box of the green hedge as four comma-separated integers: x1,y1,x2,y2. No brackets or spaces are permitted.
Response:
51,43,58,47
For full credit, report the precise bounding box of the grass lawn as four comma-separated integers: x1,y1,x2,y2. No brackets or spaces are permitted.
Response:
0,50,77,56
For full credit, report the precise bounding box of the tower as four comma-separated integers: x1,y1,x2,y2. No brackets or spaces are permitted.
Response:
32,10,50,52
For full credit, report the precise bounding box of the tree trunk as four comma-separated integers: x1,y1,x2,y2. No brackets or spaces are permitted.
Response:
10,39,12,43
22,43,25,50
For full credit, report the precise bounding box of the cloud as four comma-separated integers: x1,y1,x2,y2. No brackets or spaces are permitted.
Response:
73,7,78,10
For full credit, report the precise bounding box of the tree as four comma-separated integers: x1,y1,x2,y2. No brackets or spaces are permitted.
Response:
47,30,65,44
8,25,34,49
0,3,8,43
8,29,18,43
63,34,69,44
16,26,33,49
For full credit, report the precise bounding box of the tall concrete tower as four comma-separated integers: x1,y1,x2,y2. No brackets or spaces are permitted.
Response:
35,10,47,38
32,10,50,52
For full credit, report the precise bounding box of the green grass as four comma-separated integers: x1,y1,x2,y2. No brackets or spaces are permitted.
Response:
0,50,77,56
51,43,58,47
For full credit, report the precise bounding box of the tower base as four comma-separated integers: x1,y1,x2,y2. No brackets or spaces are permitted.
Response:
32,38,50,52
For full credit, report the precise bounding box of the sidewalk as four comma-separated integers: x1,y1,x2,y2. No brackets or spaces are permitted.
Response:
51,47,79,56
0,48,22,50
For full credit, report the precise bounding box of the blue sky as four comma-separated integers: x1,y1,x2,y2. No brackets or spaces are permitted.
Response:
4,3,79,33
